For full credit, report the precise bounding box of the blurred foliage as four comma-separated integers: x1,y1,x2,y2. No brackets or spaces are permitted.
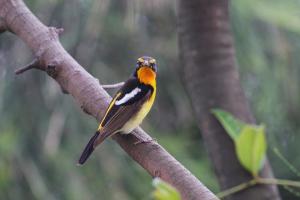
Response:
0,0,299,199
152,178,180,200
231,1,300,198
273,148,300,178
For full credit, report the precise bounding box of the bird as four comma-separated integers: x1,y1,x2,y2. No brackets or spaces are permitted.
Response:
78,56,157,165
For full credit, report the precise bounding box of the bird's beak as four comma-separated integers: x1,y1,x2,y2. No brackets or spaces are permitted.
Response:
144,60,150,66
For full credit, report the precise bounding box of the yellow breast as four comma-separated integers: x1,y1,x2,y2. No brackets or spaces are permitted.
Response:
120,88,156,134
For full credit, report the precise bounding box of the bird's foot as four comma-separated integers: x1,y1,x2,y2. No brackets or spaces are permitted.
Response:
134,136,157,145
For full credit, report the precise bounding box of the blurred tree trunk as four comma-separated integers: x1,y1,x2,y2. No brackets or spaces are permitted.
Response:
177,0,281,200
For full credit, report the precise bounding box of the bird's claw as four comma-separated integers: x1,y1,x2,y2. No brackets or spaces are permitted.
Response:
134,138,157,145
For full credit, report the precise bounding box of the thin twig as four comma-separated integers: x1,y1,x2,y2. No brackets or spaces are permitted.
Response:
273,147,300,178
217,176,300,199
15,58,41,75
257,177,300,188
54,27,64,35
283,185,300,197
102,82,124,89
217,179,257,199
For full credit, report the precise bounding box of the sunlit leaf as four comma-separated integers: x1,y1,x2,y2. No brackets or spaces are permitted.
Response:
152,178,181,200
212,109,245,140
236,125,267,176
213,109,268,176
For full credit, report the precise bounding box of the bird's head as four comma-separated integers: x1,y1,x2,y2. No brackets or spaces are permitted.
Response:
134,56,157,85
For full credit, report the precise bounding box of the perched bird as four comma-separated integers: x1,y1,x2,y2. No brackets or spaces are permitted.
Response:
78,56,157,165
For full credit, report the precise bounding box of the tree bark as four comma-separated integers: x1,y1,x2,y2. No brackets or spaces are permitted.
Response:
177,0,281,200
0,0,218,199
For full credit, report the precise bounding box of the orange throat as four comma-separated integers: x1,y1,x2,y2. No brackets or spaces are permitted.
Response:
137,67,156,86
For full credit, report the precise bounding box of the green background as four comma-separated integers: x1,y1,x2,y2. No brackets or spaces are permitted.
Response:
0,0,299,199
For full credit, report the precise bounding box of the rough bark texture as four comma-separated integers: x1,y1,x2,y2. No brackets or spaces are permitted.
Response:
177,0,281,200
0,0,218,199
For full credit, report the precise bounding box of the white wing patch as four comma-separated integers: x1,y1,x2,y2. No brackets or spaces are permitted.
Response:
115,87,142,106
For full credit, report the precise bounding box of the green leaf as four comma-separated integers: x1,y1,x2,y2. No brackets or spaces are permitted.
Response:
235,125,267,176
152,178,181,200
212,109,246,140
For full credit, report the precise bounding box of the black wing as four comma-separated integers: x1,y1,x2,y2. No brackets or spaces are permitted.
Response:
100,78,152,127
78,78,153,165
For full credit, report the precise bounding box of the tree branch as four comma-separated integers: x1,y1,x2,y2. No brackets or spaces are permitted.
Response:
101,81,125,89
15,58,41,74
0,0,218,199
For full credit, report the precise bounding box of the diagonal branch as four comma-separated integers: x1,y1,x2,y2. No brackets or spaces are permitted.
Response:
15,58,41,74
101,81,125,89
0,0,218,199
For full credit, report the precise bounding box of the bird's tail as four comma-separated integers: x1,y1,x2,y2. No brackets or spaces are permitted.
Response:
77,131,100,165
